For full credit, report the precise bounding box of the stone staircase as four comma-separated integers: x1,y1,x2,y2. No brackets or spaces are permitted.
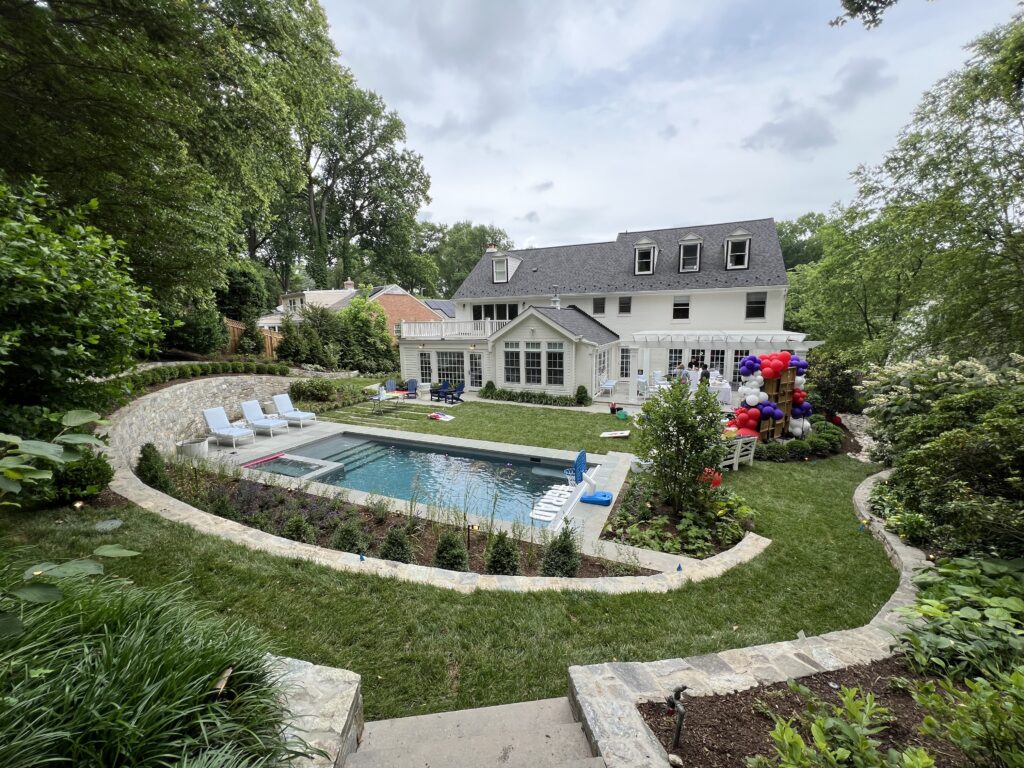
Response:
346,697,604,768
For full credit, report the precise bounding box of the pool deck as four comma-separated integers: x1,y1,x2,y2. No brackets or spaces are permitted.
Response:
201,419,705,573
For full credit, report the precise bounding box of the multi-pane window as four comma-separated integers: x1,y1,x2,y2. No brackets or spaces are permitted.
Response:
709,349,725,374
595,349,609,381
679,241,701,271
672,296,690,320
745,291,767,319
668,349,685,370
731,349,750,384
689,349,706,366
419,352,432,384
437,351,465,385
618,296,632,314
634,246,654,274
546,342,564,386
525,341,542,384
726,238,750,269
473,303,519,321
504,343,521,383
469,353,482,388
492,258,508,282
592,297,605,315
619,347,632,378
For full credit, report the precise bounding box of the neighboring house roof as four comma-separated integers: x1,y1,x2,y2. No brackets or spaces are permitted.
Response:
423,299,456,318
491,305,619,346
452,218,787,300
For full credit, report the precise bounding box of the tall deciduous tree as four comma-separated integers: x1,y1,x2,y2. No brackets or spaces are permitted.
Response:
777,213,827,270
435,222,514,297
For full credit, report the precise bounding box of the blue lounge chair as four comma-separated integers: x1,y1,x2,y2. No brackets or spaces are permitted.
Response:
384,378,396,393
430,381,450,401
405,379,419,398
445,382,465,404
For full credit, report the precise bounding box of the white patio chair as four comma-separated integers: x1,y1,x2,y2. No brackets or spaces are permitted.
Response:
272,393,317,428
202,407,256,448
240,400,289,436
636,373,648,398
596,379,617,398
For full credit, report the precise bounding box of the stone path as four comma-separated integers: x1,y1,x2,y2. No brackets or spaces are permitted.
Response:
567,469,926,767
841,412,876,463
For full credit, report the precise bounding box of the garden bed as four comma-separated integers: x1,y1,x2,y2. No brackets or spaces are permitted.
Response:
162,463,650,578
637,655,966,767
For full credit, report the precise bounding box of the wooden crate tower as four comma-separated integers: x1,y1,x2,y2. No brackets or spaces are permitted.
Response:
758,367,796,441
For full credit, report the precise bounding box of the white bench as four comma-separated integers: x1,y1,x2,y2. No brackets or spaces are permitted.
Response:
720,436,757,471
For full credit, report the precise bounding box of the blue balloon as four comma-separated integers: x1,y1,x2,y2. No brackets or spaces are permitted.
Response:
739,366,751,376
773,408,784,420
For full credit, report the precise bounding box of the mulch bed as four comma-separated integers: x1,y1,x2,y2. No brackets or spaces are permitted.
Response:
637,656,966,767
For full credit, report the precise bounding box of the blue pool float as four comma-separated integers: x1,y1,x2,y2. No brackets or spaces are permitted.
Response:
580,491,613,506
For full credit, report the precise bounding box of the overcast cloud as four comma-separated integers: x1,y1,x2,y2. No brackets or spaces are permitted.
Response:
321,0,1018,248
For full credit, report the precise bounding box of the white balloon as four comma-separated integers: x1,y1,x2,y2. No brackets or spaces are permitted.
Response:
791,426,803,438
758,391,769,404
745,393,759,407
755,375,764,387
795,376,806,387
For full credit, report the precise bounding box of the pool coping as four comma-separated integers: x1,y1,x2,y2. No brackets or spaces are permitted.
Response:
103,382,772,593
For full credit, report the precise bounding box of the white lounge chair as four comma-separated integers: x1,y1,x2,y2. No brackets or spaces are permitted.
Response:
240,400,289,436
596,379,618,398
272,393,317,428
202,407,256,448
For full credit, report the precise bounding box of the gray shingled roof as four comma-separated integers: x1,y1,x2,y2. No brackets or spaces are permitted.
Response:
424,299,456,318
452,218,787,300
531,306,619,345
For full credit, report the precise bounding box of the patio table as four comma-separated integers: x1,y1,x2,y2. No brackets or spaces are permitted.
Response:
369,392,403,415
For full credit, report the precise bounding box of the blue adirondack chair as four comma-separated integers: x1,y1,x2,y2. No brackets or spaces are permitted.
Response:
430,381,450,401
405,379,419,398
445,382,465,404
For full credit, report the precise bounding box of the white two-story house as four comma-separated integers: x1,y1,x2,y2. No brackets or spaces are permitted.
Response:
397,218,813,402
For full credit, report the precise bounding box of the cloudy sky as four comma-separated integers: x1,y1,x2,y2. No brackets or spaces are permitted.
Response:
320,0,1019,248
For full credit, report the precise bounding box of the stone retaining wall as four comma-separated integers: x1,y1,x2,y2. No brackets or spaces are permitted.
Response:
567,469,927,767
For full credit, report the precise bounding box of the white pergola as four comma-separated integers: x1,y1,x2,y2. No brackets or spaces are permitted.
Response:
631,330,815,349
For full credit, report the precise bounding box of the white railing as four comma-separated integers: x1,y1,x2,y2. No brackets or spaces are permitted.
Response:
399,319,510,339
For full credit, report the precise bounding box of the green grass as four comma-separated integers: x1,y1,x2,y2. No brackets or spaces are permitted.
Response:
0,457,892,721
322,400,635,455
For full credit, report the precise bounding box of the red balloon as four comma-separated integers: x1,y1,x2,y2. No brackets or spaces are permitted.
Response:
780,352,792,365
748,409,761,422
737,428,760,438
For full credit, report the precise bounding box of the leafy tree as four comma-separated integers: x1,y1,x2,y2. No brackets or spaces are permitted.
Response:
161,296,229,356
336,297,398,372
777,212,827,270
0,180,161,407
635,383,726,515
436,222,514,298
831,0,905,27
214,263,271,322
0,0,336,302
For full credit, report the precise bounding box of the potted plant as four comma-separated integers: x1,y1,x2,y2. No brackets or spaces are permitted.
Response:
175,437,208,458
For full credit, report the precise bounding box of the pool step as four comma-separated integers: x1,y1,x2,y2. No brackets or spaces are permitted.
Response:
340,443,392,474
348,697,603,768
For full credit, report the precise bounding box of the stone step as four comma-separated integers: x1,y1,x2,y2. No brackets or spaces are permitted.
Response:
359,697,576,750
348,725,597,768
342,444,391,474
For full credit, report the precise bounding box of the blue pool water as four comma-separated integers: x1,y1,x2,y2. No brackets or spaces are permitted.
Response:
255,435,577,524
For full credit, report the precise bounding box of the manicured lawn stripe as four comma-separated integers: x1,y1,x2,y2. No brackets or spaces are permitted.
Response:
0,457,891,721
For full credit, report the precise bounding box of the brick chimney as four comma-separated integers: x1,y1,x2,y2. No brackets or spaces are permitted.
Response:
343,277,355,290
485,243,498,253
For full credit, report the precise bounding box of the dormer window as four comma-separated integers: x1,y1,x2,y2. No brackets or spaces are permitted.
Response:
725,232,751,270
492,258,508,283
679,236,702,272
634,241,656,275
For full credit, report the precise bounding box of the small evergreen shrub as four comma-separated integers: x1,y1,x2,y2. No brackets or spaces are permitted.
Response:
479,380,497,397
255,363,269,374
786,439,811,461
243,362,257,374
541,526,581,577
805,434,834,457
478,385,581,407
289,378,335,402
761,442,790,463
433,530,469,571
379,526,413,563
282,515,316,544
135,443,174,494
485,531,519,575
575,385,592,406
330,517,369,554
53,449,114,503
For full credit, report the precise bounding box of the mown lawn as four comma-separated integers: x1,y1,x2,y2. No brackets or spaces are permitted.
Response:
322,400,636,455
0,457,892,721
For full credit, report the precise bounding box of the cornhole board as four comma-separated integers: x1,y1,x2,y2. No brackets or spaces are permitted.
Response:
599,430,630,438
428,412,454,421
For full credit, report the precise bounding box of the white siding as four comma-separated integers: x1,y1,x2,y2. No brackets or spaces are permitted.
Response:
489,317,576,395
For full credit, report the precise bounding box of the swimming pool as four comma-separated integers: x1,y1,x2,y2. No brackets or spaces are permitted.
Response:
243,434,582,525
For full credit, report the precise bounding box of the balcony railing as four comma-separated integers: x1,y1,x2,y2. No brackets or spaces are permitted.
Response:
399,319,509,339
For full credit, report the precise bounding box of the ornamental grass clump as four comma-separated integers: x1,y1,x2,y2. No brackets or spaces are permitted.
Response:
0,556,312,768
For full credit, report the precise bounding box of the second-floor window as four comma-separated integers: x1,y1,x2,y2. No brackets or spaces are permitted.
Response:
745,291,767,319
472,303,519,321
634,246,655,274
493,258,508,282
672,296,690,320
592,297,605,315
618,296,632,315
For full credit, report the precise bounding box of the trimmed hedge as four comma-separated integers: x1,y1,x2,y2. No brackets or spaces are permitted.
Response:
753,422,844,463
478,380,587,408
121,361,289,396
